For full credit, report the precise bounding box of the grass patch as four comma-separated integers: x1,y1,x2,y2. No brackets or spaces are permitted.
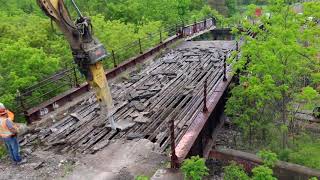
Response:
0,144,7,159
135,175,149,180
61,161,75,178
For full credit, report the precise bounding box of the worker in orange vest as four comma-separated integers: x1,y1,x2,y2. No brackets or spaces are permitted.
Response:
0,103,26,165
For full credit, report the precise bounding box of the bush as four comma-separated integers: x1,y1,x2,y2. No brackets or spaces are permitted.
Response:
224,162,249,180
181,156,209,180
257,150,278,168
251,166,276,180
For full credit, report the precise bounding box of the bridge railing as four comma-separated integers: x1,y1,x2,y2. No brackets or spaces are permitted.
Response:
182,19,215,37
15,26,176,114
16,18,216,123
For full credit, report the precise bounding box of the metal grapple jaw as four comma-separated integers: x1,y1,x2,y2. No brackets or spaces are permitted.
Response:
71,16,109,80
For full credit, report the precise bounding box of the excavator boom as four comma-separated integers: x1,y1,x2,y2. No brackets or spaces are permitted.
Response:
37,0,117,130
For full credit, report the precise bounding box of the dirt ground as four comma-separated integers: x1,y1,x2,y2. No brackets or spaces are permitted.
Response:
66,139,167,180
0,139,167,180
0,149,76,180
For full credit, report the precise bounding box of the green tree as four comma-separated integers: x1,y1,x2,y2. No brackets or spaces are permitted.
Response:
226,0,320,150
226,0,238,16
177,0,191,24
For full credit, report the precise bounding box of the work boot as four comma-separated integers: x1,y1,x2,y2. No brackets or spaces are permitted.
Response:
16,159,27,165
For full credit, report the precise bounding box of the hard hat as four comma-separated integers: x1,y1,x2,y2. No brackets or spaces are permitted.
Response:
0,103,7,116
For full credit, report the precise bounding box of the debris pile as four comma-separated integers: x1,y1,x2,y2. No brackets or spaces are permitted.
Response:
20,41,236,154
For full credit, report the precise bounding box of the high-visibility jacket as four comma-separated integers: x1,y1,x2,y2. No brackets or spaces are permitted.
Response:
7,111,14,122
0,117,14,138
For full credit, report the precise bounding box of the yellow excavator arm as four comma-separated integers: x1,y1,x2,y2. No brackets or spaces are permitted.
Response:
37,0,117,129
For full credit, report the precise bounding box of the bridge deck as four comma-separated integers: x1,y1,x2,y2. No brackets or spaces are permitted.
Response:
21,40,236,154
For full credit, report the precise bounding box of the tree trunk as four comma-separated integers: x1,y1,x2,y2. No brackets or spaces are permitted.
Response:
249,125,253,150
281,92,288,150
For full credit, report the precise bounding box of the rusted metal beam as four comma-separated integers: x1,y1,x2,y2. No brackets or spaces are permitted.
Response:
209,148,320,180
175,65,233,163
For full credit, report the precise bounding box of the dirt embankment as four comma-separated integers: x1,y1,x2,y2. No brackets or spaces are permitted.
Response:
0,139,167,180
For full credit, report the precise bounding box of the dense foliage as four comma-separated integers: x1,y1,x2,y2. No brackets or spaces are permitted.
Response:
226,0,320,169
181,156,209,180
0,0,220,118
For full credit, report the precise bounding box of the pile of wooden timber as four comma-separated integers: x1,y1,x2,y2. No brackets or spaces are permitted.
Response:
20,41,236,154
